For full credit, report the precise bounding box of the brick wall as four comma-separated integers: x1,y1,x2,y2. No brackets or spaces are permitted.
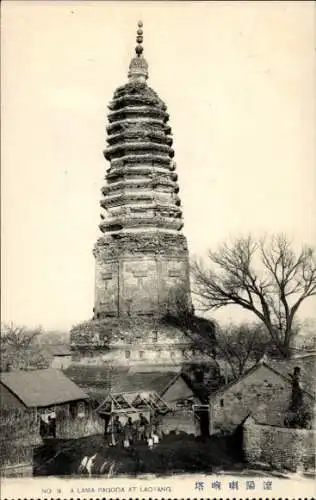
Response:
93,231,190,319
95,260,118,315
243,416,315,472
161,410,198,436
71,344,188,366
95,255,189,317
210,363,312,432
70,313,197,367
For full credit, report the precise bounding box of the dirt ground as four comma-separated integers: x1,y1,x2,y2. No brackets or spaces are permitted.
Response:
33,431,244,476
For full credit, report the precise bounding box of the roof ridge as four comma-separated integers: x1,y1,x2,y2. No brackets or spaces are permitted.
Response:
160,372,182,396
210,359,315,400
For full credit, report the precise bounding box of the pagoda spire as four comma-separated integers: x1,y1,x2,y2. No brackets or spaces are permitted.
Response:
128,21,149,82
92,20,191,320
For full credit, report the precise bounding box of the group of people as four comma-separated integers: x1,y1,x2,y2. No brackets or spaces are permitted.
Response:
108,412,161,449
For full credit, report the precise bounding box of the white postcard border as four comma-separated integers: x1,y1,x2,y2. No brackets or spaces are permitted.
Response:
1,474,316,499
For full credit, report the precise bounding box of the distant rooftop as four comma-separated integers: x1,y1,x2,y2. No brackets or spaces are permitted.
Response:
44,344,71,356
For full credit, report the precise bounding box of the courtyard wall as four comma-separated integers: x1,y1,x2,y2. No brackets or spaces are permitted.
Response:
243,416,315,472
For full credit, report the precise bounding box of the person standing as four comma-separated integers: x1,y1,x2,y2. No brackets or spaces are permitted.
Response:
48,415,56,438
138,413,148,441
124,417,134,445
39,416,48,439
113,415,122,445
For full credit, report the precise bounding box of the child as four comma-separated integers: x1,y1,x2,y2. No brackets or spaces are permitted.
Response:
147,436,154,450
152,433,159,445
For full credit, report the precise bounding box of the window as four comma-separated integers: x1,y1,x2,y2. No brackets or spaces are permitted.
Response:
220,399,224,407
69,402,77,419
125,350,131,359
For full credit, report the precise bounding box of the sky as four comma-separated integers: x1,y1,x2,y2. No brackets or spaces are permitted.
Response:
1,1,315,331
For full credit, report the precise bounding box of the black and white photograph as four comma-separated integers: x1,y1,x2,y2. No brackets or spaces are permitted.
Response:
1,1,315,497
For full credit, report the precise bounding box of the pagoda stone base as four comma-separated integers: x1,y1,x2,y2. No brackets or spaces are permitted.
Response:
70,342,192,372
70,314,216,372
68,315,218,399
70,316,193,370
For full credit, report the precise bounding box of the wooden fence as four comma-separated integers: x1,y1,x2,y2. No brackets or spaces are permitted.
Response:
0,462,33,478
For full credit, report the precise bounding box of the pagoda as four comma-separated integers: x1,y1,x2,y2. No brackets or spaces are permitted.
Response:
70,22,215,369
94,21,191,320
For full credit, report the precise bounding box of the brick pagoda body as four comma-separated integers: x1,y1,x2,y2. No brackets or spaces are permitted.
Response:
70,23,213,370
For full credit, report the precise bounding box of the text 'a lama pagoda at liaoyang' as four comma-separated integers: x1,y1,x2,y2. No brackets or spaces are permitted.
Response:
70,22,217,371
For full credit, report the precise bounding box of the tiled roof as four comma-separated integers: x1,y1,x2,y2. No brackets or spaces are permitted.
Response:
64,365,128,389
110,371,179,395
64,365,179,400
211,356,315,401
44,344,71,356
1,369,88,408
268,355,316,397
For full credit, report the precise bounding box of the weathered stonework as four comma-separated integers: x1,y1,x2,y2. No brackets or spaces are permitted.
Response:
91,24,191,328
71,22,199,369
210,361,314,433
93,232,190,318
243,416,315,472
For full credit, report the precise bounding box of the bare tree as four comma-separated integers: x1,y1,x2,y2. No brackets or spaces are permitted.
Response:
1,322,48,371
1,322,41,348
192,234,316,358
216,322,272,379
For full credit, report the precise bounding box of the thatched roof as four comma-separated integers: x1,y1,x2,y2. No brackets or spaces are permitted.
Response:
1,369,88,408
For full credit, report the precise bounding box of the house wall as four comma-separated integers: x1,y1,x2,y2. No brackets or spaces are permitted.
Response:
243,417,315,472
56,412,104,439
50,355,72,370
0,383,87,421
161,410,198,436
210,364,312,432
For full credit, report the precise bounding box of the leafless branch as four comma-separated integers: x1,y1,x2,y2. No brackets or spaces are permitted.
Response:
191,234,316,358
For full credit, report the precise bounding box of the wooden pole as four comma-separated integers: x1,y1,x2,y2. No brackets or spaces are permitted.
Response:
224,361,228,385
111,398,115,446
209,404,214,436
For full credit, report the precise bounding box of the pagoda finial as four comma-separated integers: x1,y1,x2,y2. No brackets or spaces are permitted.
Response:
128,20,148,82
135,20,144,56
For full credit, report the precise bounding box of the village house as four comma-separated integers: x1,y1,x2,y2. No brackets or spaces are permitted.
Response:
209,358,315,434
90,369,210,438
269,354,316,397
160,372,200,408
0,369,92,471
70,365,207,409
0,368,89,424
160,371,210,437
45,344,72,370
